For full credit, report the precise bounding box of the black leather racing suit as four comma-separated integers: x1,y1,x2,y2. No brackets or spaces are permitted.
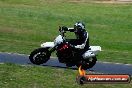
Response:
64,28,89,66
66,28,89,51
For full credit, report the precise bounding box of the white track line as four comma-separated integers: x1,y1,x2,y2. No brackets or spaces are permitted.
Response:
0,52,29,56
97,61,132,66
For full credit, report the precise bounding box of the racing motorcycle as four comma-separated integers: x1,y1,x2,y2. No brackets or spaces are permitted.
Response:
29,27,101,70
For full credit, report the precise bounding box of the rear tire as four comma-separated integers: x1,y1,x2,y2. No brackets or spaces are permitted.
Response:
76,56,97,70
29,48,50,65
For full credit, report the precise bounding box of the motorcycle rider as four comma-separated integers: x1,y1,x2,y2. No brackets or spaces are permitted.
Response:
62,22,89,51
62,22,89,66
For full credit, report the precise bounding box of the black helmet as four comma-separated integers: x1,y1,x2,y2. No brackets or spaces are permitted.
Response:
74,22,85,34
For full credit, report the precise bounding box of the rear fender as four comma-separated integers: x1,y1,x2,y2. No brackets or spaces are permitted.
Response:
82,46,101,59
89,46,101,55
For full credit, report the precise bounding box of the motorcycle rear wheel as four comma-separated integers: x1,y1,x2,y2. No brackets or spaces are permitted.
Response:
76,56,97,70
29,48,50,65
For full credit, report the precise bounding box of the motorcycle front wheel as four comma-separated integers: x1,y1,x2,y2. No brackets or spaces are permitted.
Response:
76,56,97,70
29,48,51,65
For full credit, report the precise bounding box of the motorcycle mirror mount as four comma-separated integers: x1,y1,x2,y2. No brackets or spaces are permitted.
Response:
59,26,61,32
58,26,65,37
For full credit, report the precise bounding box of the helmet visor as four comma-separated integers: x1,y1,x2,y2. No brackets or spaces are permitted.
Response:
74,25,82,33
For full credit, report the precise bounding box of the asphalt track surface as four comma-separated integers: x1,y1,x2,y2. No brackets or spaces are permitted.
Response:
0,52,132,75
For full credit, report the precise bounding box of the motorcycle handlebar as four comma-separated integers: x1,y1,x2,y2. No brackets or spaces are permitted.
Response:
59,26,74,36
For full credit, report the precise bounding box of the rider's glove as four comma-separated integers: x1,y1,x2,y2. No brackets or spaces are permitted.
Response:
62,26,68,31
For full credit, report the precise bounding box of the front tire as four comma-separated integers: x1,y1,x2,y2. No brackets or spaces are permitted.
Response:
29,48,51,65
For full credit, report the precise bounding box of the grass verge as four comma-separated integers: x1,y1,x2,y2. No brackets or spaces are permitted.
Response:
0,63,132,88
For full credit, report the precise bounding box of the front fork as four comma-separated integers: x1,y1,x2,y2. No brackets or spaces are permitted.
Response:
49,46,56,54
